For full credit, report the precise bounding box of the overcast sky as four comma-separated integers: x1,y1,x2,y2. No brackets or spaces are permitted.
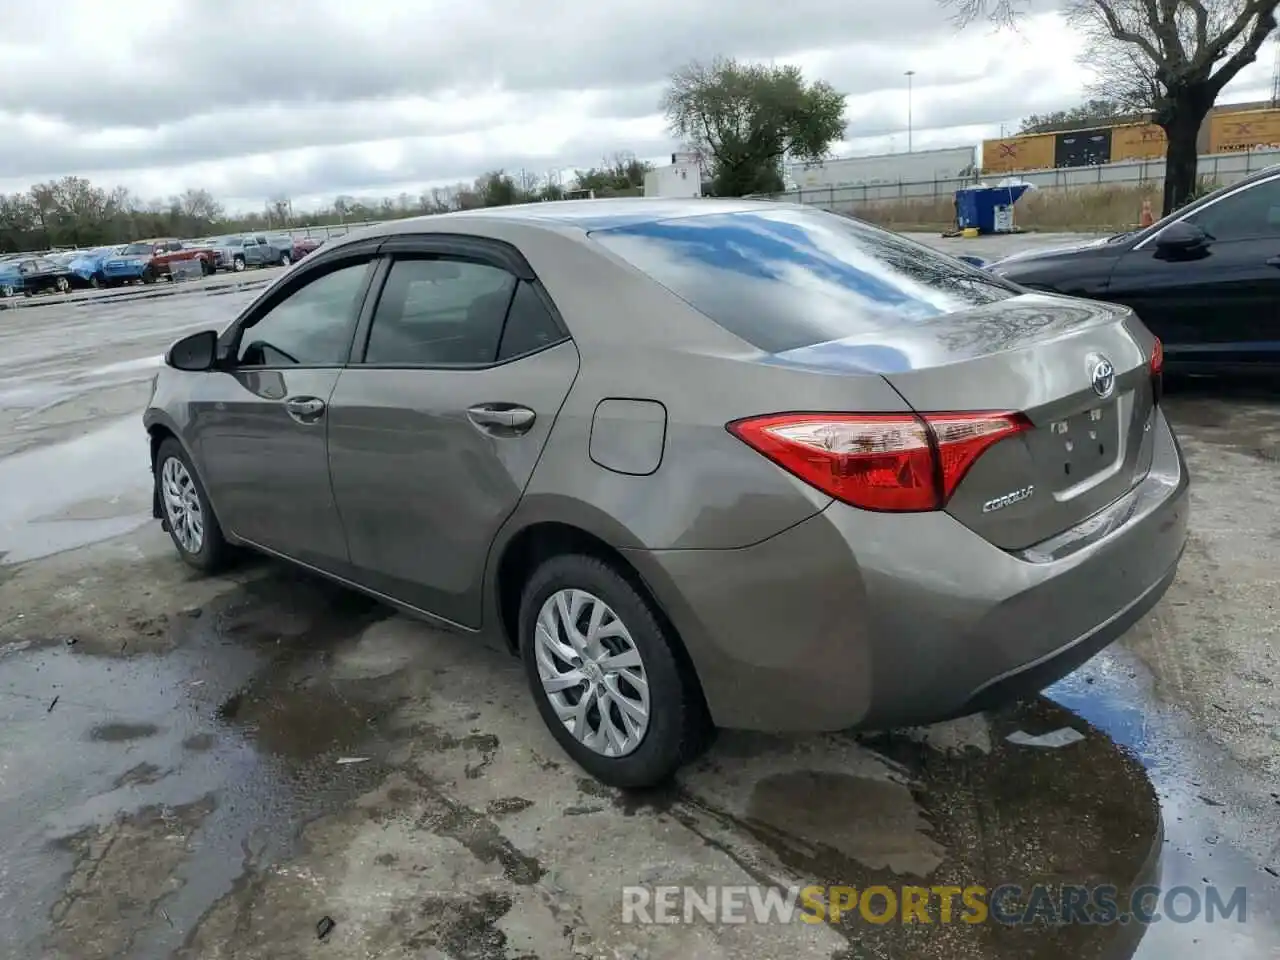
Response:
1,0,1274,212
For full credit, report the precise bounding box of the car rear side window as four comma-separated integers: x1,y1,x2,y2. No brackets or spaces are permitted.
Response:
497,282,565,361
363,258,516,366
590,209,1018,353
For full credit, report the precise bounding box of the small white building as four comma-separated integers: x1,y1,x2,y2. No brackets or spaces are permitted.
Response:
644,152,703,198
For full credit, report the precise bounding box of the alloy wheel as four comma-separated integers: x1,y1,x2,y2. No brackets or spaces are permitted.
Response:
160,456,205,554
534,588,650,757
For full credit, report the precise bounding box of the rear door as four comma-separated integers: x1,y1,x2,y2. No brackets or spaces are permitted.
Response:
326,236,578,627
1107,173,1280,369
191,245,380,570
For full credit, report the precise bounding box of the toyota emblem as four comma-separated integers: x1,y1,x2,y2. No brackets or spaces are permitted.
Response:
1089,355,1116,399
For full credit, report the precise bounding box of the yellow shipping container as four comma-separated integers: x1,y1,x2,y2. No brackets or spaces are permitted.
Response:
1110,123,1167,161
981,133,1055,174
1209,109,1280,153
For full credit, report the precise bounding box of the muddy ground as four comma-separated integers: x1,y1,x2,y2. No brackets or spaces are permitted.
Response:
0,238,1277,960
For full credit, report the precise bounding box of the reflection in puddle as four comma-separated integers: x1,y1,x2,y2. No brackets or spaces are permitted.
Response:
0,570,391,959
1049,651,1280,959
0,416,152,563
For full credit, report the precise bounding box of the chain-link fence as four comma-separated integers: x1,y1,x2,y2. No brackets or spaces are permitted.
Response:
759,147,1280,212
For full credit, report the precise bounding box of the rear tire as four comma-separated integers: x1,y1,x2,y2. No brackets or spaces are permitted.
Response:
518,554,710,789
142,266,156,284
279,252,292,266
155,438,231,573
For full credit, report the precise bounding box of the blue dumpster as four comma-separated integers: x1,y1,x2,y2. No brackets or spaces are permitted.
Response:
955,184,1031,234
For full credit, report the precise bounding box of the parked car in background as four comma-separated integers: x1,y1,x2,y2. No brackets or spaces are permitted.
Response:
102,239,216,286
207,234,292,272
67,245,126,288
267,235,318,264
0,256,76,296
986,164,1280,374
144,199,1187,788
291,236,324,260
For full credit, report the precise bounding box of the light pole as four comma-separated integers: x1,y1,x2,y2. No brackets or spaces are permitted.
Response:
905,70,915,152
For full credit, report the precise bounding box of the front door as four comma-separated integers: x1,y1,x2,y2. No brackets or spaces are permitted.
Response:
190,253,377,570
326,247,577,627
1108,174,1280,369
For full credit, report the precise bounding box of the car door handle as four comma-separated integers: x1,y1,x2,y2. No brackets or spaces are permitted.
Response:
1266,256,1280,268
467,404,536,433
285,396,326,423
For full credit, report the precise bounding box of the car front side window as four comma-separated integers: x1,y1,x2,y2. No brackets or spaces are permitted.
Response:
361,257,517,366
235,260,371,367
1187,177,1280,243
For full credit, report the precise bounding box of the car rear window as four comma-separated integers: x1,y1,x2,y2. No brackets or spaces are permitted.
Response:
589,208,1019,353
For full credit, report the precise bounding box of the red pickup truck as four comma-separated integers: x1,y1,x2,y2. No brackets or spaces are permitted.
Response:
148,238,216,277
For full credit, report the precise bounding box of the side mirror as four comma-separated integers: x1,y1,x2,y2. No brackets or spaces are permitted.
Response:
166,330,218,371
1153,220,1208,253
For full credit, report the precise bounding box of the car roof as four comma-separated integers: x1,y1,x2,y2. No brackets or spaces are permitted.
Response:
322,197,784,253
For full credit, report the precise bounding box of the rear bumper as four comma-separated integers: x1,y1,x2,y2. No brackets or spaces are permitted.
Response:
626,408,1190,732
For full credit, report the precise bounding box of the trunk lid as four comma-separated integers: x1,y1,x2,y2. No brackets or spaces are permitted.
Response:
771,293,1159,549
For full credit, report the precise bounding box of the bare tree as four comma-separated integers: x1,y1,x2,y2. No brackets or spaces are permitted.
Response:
944,0,1278,213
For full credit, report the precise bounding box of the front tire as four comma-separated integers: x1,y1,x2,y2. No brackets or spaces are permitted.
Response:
232,256,246,272
141,266,157,284
519,554,710,789
55,277,70,294
155,438,230,572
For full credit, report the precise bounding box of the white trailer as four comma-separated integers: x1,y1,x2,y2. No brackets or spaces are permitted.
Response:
789,146,977,188
643,154,703,198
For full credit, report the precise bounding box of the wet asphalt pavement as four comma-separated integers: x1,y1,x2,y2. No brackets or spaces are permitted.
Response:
0,237,1278,960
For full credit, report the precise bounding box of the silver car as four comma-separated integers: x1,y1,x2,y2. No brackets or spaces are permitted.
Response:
144,199,1189,788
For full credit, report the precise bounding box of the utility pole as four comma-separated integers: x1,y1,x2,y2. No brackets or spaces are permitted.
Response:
905,70,915,152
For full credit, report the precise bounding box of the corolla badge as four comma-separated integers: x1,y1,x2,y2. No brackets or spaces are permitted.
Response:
1088,354,1116,399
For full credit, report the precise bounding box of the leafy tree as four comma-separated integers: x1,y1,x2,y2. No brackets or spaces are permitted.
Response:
572,153,652,196
662,57,847,197
944,0,1278,215
1019,98,1128,133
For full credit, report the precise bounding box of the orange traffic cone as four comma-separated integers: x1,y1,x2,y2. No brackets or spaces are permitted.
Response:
1139,199,1154,227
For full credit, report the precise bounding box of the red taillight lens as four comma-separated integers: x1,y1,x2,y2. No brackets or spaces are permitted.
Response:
728,411,1031,513
1149,336,1164,404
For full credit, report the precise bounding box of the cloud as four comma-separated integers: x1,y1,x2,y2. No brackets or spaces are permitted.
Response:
1,0,1274,210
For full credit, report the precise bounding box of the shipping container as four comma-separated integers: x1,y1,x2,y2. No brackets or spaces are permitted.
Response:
981,133,1055,174
1209,108,1280,153
1054,127,1113,167
788,146,976,188
1110,122,1167,161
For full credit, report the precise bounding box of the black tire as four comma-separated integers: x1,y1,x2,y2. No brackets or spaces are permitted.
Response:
90,273,102,289
518,553,710,789
201,258,214,276
279,252,292,267
232,256,246,272
154,437,231,573
142,266,156,284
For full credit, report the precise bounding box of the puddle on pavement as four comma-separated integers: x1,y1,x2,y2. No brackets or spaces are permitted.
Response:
0,415,153,563
0,566,397,960
1048,650,1280,959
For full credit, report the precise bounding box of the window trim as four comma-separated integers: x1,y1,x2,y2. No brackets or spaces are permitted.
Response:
347,244,571,371
220,245,383,371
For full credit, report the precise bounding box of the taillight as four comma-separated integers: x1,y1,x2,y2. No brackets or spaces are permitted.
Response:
1149,336,1164,404
728,411,1031,513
